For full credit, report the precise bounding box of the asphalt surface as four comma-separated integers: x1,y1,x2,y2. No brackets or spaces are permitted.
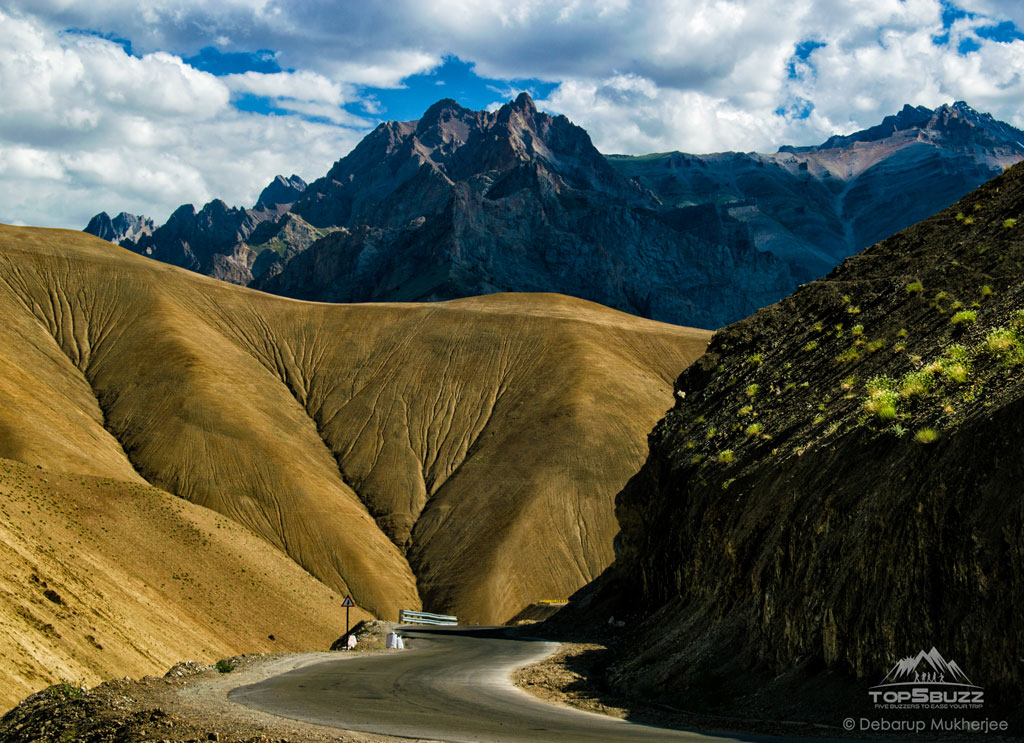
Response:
228,626,793,743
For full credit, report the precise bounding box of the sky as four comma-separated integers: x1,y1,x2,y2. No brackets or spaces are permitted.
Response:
3,1,1024,229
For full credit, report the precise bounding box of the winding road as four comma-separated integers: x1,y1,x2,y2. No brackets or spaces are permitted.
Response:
228,626,792,743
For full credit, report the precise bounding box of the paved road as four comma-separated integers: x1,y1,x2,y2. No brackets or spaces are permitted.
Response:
228,626,792,743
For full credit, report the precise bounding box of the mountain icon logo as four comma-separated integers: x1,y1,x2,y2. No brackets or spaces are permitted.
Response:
875,647,978,688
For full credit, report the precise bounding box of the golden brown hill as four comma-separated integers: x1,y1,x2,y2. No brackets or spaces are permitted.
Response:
0,224,710,627
0,458,358,712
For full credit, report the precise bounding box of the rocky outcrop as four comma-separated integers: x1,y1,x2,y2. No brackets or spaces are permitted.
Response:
255,174,307,209
85,175,309,285
576,162,1024,724
83,211,154,245
129,200,275,284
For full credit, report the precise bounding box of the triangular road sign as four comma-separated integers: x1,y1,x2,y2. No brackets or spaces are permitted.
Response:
341,596,355,608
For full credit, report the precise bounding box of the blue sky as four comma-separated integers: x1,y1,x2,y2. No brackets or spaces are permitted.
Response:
2,0,1024,229
186,50,558,125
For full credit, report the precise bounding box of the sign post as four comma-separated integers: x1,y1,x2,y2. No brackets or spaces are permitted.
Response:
342,595,355,636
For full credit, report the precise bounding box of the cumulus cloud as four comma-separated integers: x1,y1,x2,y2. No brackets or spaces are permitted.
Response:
4,0,1024,228
0,10,365,229
534,0,1024,154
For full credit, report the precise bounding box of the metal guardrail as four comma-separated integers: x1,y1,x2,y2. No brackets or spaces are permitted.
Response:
399,609,458,626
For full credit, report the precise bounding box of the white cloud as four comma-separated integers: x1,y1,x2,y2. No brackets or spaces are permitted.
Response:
0,10,365,229
534,0,1024,154
224,70,351,105
4,0,1024,229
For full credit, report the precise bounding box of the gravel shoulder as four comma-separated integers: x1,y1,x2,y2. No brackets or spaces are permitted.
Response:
0,646,440,743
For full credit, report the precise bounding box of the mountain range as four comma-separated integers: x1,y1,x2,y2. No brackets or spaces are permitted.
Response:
85,97,1024,329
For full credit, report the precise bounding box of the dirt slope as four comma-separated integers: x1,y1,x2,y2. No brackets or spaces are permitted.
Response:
0,458,357,713
0,224,709,630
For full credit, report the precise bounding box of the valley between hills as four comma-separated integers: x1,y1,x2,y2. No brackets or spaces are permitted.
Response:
0,223,709,711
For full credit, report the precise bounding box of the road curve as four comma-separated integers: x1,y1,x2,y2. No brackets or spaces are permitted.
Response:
228,626,787,743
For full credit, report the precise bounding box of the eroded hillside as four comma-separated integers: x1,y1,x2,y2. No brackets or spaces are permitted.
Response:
0,225,710,631
0,458,355,712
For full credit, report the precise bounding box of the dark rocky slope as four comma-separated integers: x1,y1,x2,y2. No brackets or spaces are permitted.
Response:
572,161,1024,725
84,175,313,285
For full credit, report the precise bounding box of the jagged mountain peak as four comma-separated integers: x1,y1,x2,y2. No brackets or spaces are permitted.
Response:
256,174,307,209
512,91,537,112
83,210,154,245
789,101,1024,152
294,94,631,229
418,97,470,121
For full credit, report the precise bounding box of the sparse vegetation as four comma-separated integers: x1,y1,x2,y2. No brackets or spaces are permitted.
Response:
718,450,734,463
950,310,977,326
906,281,924,294
215,659,235,674
864,376,899,421
915,428,939,444
1003,218,1016,228
744,423,762,436
983,327,1017,354
53,680,84,700
803,340,818,352
745,384,759,397
983,327,1024,363
899,371,932,398
941,344,971,383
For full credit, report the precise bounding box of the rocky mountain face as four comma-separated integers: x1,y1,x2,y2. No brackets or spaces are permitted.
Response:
83,211,154,245
85,99,1024,328
255,173,306,209
610,101,1024,285
84,174,315,285
255,94,792,328
572,161,1024,724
